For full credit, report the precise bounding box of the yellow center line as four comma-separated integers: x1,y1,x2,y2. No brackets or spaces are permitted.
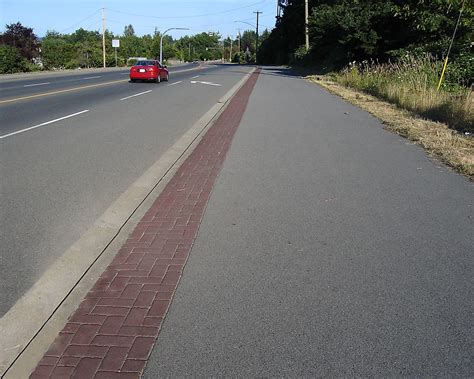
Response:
0,79,128,104
0,64,207,105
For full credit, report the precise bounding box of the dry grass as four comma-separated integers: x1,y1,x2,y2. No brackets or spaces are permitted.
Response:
307,75,474,179
332,57,473,133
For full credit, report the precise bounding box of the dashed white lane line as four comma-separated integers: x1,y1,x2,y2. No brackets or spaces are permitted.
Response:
0,110,89,140
83,76,102,80
167,80,183,87
190,80,222,87
120,90,152,101
191,75,200,79
23,82,50,87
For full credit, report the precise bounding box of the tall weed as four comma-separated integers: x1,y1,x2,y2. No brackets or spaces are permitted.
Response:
332,55,473,133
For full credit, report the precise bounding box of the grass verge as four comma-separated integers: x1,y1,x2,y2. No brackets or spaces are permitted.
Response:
329,57,473,134
307,75,474,180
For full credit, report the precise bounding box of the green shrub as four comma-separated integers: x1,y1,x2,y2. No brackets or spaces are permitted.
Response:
0,44,28,73
25,62,43,72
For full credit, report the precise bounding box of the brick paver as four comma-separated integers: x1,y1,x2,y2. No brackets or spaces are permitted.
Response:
30,69,260,378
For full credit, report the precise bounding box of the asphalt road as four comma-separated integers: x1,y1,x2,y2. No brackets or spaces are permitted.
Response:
0,63,197,100
0,63,199,137
0,63,254,316
144,67,473,376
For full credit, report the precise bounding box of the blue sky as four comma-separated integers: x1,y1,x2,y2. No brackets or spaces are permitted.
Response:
1,0,277,39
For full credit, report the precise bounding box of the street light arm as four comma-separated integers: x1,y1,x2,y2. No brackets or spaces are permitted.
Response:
234,21,256,28
160,27,190,63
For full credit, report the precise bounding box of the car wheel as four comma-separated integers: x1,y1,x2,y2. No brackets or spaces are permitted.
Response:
156,74,161,83
130,79,136,82
164,73,169,81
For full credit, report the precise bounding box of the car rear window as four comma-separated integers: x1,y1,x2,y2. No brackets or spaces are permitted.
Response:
136,60,155,66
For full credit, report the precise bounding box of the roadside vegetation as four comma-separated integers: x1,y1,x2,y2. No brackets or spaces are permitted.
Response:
331,56,473,133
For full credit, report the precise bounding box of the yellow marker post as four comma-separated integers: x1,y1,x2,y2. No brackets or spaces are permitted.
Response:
437,56,449,92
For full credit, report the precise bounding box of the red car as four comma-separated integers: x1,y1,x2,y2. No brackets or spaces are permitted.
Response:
129,60,169,83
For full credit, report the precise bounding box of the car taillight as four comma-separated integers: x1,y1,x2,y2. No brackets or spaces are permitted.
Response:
147,67,155,72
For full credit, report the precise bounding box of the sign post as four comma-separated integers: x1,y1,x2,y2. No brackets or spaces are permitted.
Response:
112,39,120,67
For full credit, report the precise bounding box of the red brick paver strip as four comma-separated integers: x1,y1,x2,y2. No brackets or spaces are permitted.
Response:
31,68,260,379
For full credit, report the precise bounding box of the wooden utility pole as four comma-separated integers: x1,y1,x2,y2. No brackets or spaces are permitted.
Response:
254,11,262,61
102,8,106,68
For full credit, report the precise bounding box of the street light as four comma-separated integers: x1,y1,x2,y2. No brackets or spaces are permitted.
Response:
160,27,189,64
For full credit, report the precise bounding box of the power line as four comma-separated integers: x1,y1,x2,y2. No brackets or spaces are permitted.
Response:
60,9,100,33
54,2,276,37
107,0,268,20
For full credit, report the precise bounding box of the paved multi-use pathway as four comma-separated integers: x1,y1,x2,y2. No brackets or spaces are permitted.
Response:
32,67,473,377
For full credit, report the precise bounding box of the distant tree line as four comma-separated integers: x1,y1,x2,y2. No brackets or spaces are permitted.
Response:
259,0,473,85
0,22,269,73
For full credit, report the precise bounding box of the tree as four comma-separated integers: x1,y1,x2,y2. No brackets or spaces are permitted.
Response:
41,31,74,69
241,30,257,55
69,28,104,68
123,25,135,37
0,22,40,60
308,2,394,64
0,44,28,73
174,35,192,61
259,0,473,77
187,32,221,61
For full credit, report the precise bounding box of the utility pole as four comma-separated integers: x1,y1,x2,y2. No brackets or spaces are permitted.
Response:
305,0,309,50
189,42,191,61
102,8,106,68
254,11,262,62
230,38,233,61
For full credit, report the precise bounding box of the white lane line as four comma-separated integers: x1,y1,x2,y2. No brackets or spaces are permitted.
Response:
83,76,102,80
190,80,222,87
23,82,50,88
0,110,89,140
120,90,152,101
167,80,183,87
191,75,200,79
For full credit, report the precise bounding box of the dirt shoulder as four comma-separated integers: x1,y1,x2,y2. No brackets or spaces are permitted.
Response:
307,76,474,180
